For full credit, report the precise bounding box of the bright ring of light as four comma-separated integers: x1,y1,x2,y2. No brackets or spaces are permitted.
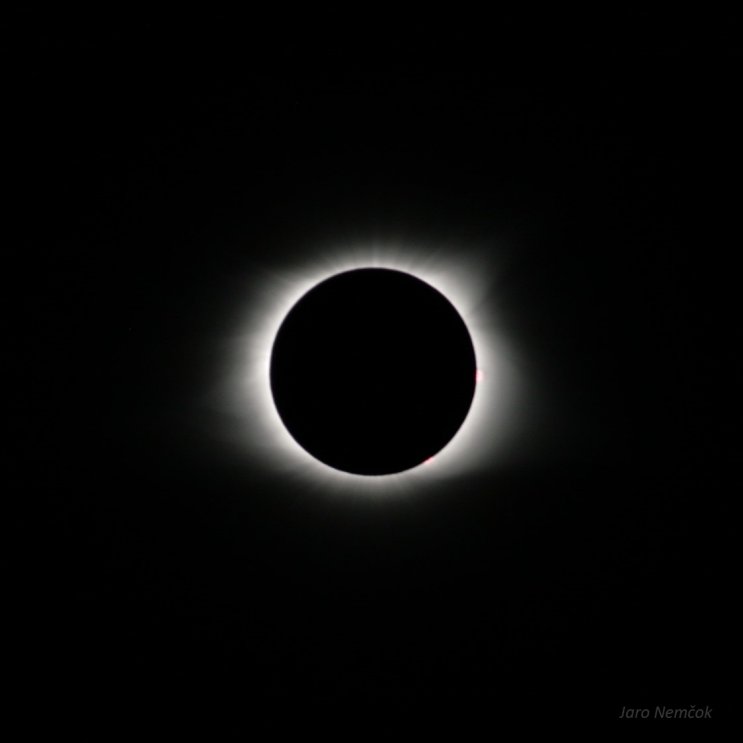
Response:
216,240,525,499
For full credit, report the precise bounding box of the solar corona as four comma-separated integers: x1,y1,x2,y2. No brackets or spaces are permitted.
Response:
220,243,523,497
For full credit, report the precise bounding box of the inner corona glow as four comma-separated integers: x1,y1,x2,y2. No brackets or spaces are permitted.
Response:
224,242,522,497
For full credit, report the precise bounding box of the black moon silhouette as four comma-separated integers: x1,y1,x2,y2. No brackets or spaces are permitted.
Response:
269,268,477,475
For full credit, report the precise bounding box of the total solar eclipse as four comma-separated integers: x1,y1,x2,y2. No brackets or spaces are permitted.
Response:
269,268,477,475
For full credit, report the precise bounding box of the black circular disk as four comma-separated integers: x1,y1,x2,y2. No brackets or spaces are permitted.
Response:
269,268,477,475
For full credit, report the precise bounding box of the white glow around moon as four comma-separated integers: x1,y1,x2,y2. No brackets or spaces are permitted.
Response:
214,241,526,498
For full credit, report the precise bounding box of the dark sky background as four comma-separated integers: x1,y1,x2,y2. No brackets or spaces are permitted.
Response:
8,13,738,732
